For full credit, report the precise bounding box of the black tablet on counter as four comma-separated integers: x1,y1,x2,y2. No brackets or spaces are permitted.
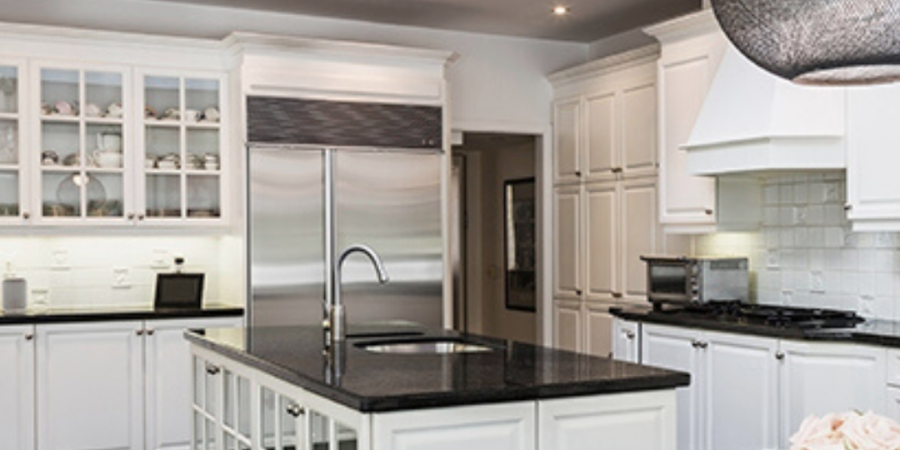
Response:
154,273,205,309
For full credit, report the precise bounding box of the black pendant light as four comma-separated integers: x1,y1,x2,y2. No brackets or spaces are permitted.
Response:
711,0,900,85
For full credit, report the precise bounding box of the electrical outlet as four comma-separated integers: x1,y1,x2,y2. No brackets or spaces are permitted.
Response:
51,249,70,270
809,271,825,293
113,267,131,289
31,288,49,307
766,249,780,269
151,249,170,270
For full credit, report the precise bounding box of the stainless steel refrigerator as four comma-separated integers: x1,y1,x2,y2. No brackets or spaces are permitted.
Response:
248,145,444,329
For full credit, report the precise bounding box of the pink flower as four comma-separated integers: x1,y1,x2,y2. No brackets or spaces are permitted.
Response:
790,411,900,450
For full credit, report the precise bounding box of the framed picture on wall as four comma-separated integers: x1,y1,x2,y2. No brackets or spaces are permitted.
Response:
504,177,536,312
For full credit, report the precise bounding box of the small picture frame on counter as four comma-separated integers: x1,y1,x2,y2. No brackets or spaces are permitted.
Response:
154,273,205,309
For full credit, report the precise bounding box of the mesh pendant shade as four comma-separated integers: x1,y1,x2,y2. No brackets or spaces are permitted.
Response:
712,0,900,85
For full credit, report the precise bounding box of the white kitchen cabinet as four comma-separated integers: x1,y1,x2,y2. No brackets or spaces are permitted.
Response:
846,84,900,231
374,402,536,450
553,300,581,352
584,181,617,302
0,325,35,450
703,330,779,450
145,317,243,450
611,318,639,363
553,185,582,300
644,11,728,233
621,177,658,303
36,321,145,450
583,302,614,358
779,340,887,447
641,324,702,450
620,82,658,178
584,90,616,179
539,390,676,450
554,98,581,184
0,59,31,225
889,388,900,424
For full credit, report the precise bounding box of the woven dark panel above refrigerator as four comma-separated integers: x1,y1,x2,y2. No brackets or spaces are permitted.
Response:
247,96,443,150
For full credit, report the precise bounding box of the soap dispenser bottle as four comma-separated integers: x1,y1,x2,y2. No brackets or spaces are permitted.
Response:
2,262,27,313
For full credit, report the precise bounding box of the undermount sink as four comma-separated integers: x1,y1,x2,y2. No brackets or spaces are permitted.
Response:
357,338,495,355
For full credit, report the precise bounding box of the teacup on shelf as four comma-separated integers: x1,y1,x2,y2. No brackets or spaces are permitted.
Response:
41,150,59,166
203,154,220,171
54,101,77,116
184,109,200,123
84,103,103,118
92,150,123,169
203,107,220,123
106,102,124,119
161,108,180,121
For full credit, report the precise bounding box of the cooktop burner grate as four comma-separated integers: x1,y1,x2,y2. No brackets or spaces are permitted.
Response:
671,300,865,330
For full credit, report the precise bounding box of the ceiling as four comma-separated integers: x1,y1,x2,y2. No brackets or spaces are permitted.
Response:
146,0,702,42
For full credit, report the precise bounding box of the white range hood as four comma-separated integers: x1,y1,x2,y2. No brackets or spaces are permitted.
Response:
683,45,847,176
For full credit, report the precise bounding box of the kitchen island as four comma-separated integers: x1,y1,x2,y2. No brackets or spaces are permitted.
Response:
186,325,689,450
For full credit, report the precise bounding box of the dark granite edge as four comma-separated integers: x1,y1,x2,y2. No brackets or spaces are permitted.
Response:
609,307,900,348
185,330,690,413
0,305,244,325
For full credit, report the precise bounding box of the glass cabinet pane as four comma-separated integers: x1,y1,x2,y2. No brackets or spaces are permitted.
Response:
310,411,331,450
85,71,123,120
194,357,204,407
145,76,180,122
186,78,220,123
0,66,18,114
146,126,180,171
88,124,123,169
41,122,80,168
337,424,358,450
43,171,81,217
223,370,235,429
0,171,19,216
146,174,181,218
186,128,219,171
279,396,299,449
85,173,123,218
205,419,216,450
194,411,205,450
261,388,276,449
187,175,220,218
41,69,79,117
0,119,17,165
237,377,252,438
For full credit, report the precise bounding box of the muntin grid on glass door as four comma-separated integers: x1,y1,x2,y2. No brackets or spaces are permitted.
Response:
38,67,127,220
143,75,222,221
0,64,22,219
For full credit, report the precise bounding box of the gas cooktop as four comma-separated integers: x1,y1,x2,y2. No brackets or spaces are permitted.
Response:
662,300,866,330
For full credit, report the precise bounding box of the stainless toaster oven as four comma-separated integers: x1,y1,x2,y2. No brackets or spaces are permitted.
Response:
641,256,749,308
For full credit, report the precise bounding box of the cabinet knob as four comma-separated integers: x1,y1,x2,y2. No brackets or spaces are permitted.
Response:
138,214,145,221
24,333,33,341
699,341,709,349
612,292,623,299
127,213,135,220
611,167,623,174
775,351,785,360
704,209,714,216
136,329,144,336
286,404,304,418
575,289,583,296
22,212,30,220
146,328,155,336
624,330,635,340
575,170,582,178
843,204,852,212
205,364,221,375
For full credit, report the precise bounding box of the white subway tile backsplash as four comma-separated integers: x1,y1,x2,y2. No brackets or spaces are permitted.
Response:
697,173,900,319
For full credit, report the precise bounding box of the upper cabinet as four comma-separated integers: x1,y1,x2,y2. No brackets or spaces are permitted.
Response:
138,71,228,225
644,11,729,233
33,62,133,224
0,59,28,225
550,46,659,186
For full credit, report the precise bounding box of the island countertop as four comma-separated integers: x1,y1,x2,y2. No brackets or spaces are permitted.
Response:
185,324,690,413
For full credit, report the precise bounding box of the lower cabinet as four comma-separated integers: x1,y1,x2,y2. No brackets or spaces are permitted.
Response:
553,300,581,352
640,322,888,450
17,316,243,450
611,318,639,363
553,300,617,358
0,325,35,450
36,321,145,450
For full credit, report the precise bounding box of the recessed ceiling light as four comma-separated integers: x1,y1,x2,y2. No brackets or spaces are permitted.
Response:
553,6,570,16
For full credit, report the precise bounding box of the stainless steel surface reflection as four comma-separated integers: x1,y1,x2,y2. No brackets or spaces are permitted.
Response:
359,339,494,355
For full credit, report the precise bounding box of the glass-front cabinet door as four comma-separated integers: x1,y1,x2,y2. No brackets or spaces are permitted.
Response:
0,59,29,224
33,62,131,224
139,71,226,225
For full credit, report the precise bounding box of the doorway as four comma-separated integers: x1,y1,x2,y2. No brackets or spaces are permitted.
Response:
451,132,540,344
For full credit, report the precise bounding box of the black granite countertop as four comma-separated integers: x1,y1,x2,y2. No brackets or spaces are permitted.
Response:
0,304,244,325
610,305,900,348
185,324,690,413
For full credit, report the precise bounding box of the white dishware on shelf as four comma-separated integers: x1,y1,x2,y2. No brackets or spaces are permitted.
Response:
203,153,220,171
54,100,76,116
92,150,123,169
84,103,102,118
145,157,156,169
97,131,122,153
184,109,200,123
161,108,180,121
106,102,123,119
203,107,220,123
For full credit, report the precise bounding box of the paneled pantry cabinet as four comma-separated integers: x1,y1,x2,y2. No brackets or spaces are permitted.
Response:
0,28,230,228
549,46,688,356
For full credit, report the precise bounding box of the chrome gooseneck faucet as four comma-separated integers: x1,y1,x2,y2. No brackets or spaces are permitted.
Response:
323,148,390,346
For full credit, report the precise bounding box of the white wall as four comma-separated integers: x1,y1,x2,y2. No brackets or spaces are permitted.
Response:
0,0,588,132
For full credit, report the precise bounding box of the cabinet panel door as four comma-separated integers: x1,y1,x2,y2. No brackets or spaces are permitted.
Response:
0,325,34,450
584,182,617,301
621,178,657,303
553,300,581,352
373,402,536,450
146,317,243,450
554,186,582,299
583,303,614,358
37,321,144,450
889,388,900,424
612,318,639,363
779,341,887,448
659,57,716,226
540,390,676,450
703,331,778,450
847,85,900,221
641,324,701,450
584,92,616,179
554,99,581,184
621,83,657,177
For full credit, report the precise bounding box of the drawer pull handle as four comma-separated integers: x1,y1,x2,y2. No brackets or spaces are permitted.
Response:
612,292,623,299
205,364,221,375
704,209,714,216
286,404,305,418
